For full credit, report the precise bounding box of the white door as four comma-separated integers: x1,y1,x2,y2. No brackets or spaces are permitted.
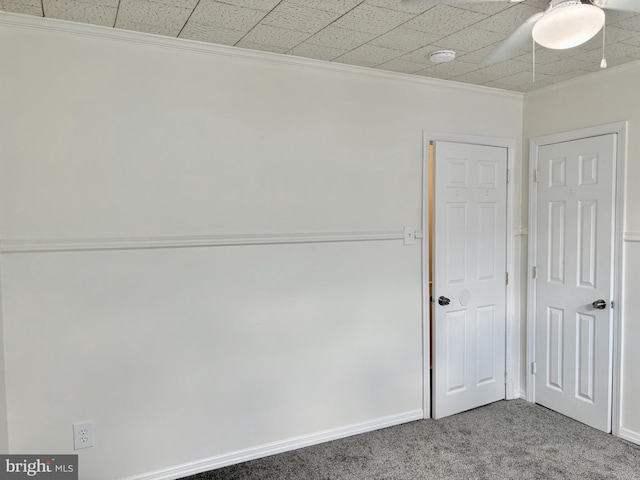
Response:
534,134,616,432
432,141,507,419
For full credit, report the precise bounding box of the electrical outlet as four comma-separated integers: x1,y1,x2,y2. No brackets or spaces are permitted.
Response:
73,421,94,450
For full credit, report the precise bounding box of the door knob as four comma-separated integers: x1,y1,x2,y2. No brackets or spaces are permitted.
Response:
438,296,451,306
592,299,607,310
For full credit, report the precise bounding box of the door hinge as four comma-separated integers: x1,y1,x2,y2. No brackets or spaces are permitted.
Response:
533,169,539,182
531,362,537,375
506,169,511,183
504,371,508,384
533,266,537,279
505,272,509,285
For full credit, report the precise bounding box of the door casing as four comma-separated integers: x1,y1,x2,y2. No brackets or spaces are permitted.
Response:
422,132,518,419
527,122,627,437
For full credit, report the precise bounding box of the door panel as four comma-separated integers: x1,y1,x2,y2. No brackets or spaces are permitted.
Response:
432,141,507,419
535,134,616,432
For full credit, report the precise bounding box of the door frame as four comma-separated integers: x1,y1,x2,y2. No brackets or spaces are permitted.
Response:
526,122,627,436
422,132,518,419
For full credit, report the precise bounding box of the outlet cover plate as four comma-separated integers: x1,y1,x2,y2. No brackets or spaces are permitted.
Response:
404,226,416,246
73,421,94,450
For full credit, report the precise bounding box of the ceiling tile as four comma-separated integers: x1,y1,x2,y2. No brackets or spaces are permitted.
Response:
240,24,310,50
285,0,362,15
615,14,640,31
212,0,281,12
0,1,42,15
364,0,432,15
622,35,640,47
116,0,192,30
261,2,340,34
419,60,480,80
287,42,347,61
513,47,568,65
483,70,551,89
579,41,640,62
72,0,119,7
449,69,503,85
189,0,265,30
400,44,469,65
332,3,414,35
43,0,117,27
1,0,40,6
521,0,548,10
553,70,595,82
152,0,198,8
454,1,513,16
484,72,553,90
404,4,487,37
178,21,245,45
116,19,177,36
375,58,427,74
603,25,640,46
605,10,637,26
470,59,531,82
579,25,639,51
334,44,405,67
306,26,376,50
535,56,593,76
456,44,506,65
473,3,542,35
369,27,442,52
586,55,640,72
437,27,506,53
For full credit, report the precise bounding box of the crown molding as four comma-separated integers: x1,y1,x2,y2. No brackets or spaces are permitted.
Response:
524,58,640,98
0,11,522,100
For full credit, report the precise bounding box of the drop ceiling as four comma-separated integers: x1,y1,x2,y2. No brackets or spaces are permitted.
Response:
3,0,640,91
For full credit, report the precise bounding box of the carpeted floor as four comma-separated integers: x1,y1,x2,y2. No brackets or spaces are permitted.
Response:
182,400,640,479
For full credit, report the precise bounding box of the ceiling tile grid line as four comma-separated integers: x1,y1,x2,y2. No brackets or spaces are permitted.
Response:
2,0,640,92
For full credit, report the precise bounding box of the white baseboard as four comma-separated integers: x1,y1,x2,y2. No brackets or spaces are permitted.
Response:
618,427,640,446
122,409,424,480
519,390,528,400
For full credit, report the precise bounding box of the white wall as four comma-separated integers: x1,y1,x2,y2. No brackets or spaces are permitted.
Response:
523,62,640,442
0,14,523,480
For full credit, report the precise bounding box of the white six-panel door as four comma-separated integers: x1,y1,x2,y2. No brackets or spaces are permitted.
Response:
432,141,507,419
534,134,616,432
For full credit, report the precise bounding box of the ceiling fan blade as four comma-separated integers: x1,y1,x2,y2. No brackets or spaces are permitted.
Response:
482,11,544,66
592,0,640,13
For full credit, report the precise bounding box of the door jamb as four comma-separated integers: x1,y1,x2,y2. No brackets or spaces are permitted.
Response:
526,122,627,436
421,132,518,419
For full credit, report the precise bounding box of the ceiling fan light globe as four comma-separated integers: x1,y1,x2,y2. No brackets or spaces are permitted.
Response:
532,2,605,49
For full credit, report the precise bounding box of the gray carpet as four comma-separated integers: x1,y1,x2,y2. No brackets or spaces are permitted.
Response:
182,400,640,479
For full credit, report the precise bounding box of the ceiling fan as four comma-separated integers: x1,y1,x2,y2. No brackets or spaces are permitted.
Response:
400,0,640,66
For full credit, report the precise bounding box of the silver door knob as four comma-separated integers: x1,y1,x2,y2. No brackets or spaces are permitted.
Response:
592,299,607,310
438,296,450,306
